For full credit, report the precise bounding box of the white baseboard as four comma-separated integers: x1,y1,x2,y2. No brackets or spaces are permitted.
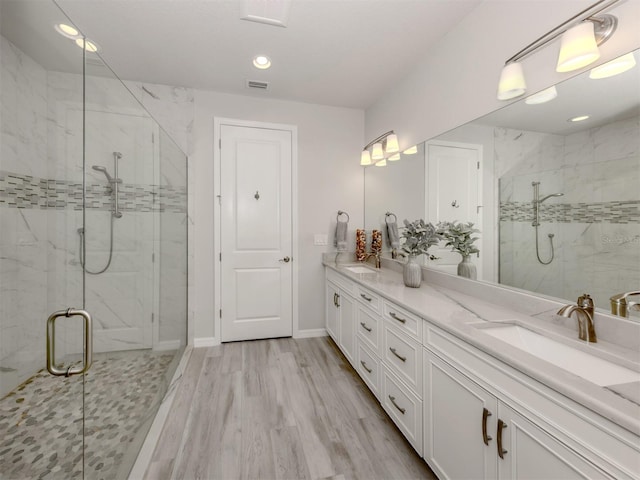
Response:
193,336,220,348
294,328,328,339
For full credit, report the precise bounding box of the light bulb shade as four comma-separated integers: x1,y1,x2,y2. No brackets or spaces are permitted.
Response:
556,21,600,73
589,52,636,79
371,142,384,160
388,153,401,161
375,158,387,167
525,86,558,105
403,145,418,155
360,150,372,166
497,62,527,100
385,134,399,154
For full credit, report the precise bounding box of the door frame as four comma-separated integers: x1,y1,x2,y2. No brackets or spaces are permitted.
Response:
213,117,299,343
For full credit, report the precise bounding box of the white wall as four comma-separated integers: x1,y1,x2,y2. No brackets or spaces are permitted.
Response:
366,0,640,150
191,90,364,341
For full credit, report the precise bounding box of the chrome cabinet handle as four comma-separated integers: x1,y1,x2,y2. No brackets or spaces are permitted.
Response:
360,322,372,332
389,347,407,362
360,293,372,302
389,312,406,324
46,308,93,377
360,360,372,373
497,419,508,459
335,294,340,308
333,293,338,307
388,395,406,414
482,408,493,445
279,256,291,263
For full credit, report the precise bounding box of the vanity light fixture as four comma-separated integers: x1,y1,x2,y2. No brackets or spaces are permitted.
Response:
388,153,401,161
253,55,272,69
497,0,620,101
360,130,400,167
403,145,418,155
525,86,558,105
589,51,637,79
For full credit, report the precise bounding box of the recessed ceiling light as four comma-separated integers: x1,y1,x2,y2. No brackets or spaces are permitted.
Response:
75,38,100,53
54,23,79,39
569,115,590,122
525,86,558,105
253,55,271,69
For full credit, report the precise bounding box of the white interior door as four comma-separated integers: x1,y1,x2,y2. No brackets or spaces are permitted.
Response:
426,141,483,278
220,124,293,342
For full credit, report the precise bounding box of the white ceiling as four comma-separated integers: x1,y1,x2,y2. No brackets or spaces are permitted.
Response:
46,0,482,109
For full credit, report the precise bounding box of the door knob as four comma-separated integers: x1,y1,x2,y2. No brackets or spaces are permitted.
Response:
279,256,291,263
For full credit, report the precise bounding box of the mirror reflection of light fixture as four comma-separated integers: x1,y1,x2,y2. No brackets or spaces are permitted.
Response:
403,145,418,155
496,0,619,101
388,153,401,161
360,130,401,167
589,52,637,79
525,86,558,105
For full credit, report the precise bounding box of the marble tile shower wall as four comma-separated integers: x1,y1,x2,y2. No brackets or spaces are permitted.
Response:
497,116,640,310
1,34,190,397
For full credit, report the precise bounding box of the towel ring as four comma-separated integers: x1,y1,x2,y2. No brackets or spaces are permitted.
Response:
385,212,397,224
337,210,350,222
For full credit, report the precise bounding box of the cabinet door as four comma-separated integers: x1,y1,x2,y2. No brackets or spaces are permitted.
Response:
326,281,339,341
338,291,356,364
423,350,497,479
497,403,614,480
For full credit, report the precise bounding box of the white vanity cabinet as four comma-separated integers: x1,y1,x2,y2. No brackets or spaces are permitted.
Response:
423,324,637,480
325,270,357,364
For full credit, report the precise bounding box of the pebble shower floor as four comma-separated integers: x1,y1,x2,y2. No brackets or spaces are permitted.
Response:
0,351,174,479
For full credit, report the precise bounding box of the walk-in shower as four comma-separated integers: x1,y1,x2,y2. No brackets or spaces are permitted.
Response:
0,2,188,478
532,181,564,264
78,152,123,274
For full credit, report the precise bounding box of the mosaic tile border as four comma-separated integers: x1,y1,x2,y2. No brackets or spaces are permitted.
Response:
500,200,640,224
0,171,186,213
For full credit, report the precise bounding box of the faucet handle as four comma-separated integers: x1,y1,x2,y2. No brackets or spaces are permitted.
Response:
577,293,593,309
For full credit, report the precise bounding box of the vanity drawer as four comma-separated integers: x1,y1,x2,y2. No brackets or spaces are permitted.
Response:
383,325,422,395
357,339,380,400
383,300,422,341
356,284,381,313
357,304,382,354
381,364,423,454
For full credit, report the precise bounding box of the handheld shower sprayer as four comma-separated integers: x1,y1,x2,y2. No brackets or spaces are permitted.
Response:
531,181,564,265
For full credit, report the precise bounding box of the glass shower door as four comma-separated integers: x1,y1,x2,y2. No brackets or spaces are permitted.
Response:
0,1,88,478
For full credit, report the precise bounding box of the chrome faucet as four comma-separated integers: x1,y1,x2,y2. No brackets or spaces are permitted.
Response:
363,251,381,269
610,291,640,317
557,294,597,343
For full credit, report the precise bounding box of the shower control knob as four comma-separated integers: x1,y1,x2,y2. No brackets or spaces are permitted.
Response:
279,256,291,263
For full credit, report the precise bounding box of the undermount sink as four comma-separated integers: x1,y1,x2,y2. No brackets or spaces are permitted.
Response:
482,325,640,387
344,265,377,274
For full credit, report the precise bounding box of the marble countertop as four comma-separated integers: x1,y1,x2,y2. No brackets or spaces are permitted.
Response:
324,260,640,437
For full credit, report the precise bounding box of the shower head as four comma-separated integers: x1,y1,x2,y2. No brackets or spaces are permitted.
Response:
92,165,115,183
538,193,564,203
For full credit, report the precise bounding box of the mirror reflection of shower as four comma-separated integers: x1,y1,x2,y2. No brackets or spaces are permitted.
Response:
79,151,123,274
531,181,564,265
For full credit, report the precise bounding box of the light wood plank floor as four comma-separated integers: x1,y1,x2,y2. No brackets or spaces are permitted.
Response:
145,337,438,480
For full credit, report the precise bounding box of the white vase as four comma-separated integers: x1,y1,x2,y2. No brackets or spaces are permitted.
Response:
457,255,477,280
403,255,422,288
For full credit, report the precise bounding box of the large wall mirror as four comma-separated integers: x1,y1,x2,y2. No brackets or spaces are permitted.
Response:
364,48,640,317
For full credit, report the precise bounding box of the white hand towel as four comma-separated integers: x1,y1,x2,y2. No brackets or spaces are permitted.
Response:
335,220,348,252
387,221,400,250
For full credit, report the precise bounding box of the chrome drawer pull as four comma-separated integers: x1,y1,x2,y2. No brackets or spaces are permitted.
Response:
389,395,406,414
360,360,372,373
360,322,372,332
389,347,407,362
389,312,406,324
360,293,373,302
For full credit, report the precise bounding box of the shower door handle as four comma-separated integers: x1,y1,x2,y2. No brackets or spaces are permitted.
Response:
46,308,93,376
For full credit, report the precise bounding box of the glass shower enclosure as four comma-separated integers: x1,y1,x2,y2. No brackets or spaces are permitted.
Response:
0,1,188,478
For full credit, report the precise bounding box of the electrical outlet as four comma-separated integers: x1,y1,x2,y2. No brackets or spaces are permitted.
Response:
314,234,328,246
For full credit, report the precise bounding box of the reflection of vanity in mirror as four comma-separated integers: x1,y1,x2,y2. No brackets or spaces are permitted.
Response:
364,49,639,317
